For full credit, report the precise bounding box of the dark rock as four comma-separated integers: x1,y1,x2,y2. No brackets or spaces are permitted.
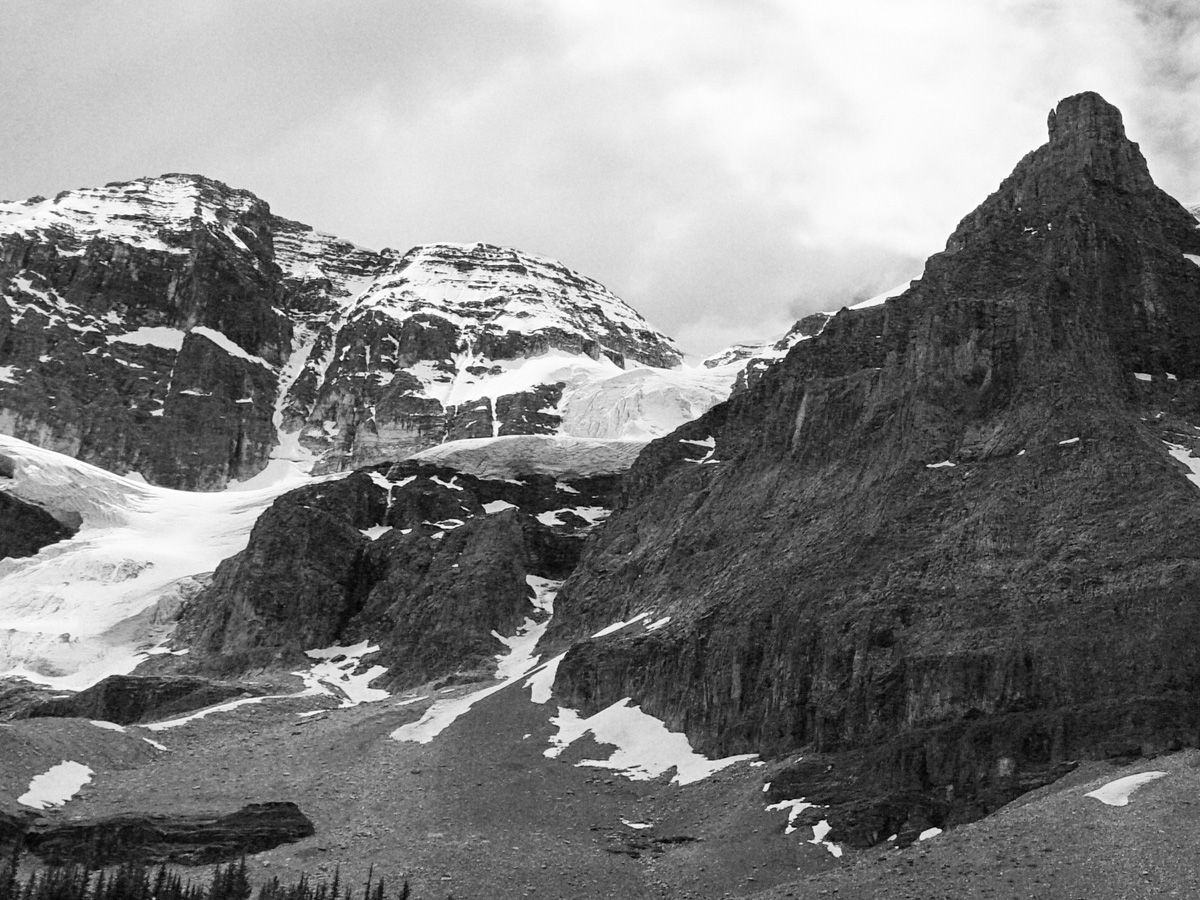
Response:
24,801,314,866
549,93,1200,835
0,491,74,559
12,674,263,725
177,461,618,685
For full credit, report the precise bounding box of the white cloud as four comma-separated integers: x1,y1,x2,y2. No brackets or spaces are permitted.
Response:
2,0,1197,356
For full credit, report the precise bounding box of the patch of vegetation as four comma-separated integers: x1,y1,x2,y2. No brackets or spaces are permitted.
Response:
0,849,409,900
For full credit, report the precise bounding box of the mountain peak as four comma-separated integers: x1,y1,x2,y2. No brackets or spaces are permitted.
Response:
1046,91,1126,146
1040,91,1153,193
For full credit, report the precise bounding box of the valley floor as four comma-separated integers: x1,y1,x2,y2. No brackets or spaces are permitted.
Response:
4,666,1196,900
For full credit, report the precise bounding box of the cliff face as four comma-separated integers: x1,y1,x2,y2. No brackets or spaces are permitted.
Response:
548,93,1200,838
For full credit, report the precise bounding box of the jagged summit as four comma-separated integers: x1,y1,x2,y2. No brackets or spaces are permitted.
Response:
1041,90,1153,192
0,173,270,258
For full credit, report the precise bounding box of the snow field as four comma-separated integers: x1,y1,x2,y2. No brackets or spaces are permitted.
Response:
0,434,309,688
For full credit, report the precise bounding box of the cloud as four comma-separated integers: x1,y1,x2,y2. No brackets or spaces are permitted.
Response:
2,0,1197,357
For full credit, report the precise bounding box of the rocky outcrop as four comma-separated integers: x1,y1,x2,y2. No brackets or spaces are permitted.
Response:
0,491,73,559
178,462,618,686
549,93,1200,838
24,802,314,866
13,675,261,725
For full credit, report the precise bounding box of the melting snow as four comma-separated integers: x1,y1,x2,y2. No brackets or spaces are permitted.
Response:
1085,771,1167,806
360,525,392,540
536,506,611,526
483,499,518,514
0,434,309,689
644,616,671,632
18,761,93,809
88,720,126,732
106,327,185,351
545,698,757,785
524,653,565,704
592,613,652,638
1164,443,1200,489
190,326,274,369
302,640,390,707
0,366,20,384
766,798,815,834
392,577,563,743
809,819,844,857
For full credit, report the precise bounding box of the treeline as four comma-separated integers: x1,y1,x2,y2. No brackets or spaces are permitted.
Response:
0,850,411,900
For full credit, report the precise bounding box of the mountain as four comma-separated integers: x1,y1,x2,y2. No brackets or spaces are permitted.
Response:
0,176,726,489
7,92,1200,898
544,91,1200,843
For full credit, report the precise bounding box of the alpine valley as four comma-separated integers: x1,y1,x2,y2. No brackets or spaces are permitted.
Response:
4,93,1200,899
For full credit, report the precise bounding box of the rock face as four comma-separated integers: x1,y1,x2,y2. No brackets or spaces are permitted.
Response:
549,93,1200,840
281,241,691,472
13,674,260,725
24,802,314,866
0,491,73,559
178,462,619,687
0,178,702,486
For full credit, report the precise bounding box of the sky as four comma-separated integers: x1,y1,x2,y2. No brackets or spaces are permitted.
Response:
2,1,1198,358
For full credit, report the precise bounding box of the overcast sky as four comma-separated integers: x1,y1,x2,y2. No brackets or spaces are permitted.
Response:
2,1,1198,357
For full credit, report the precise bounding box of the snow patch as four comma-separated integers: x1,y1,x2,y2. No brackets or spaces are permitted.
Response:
1085,771,1168,806
391,578,562,743
545,698,757,785
1133,372,1153,382
809,819,844,857
766,798,815,834
18,761,93,809
483,499,518,514
592,612,652,638
1058,437,1081,445
190,326,274,369
918,827,943,841
925,460,956,469
302,640,390,707
106,327,186,351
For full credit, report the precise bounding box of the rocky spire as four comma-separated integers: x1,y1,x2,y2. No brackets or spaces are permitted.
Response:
1042,91,1154,192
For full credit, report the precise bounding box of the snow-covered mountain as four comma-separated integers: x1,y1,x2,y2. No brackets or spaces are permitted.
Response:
0,175,732,487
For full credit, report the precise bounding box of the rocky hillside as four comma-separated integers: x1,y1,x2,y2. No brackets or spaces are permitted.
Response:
0,177,710,488
173,460,620,688
547,92,1200,842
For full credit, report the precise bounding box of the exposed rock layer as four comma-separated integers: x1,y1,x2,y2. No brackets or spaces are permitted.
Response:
13,675,260,725
24,802,314,866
